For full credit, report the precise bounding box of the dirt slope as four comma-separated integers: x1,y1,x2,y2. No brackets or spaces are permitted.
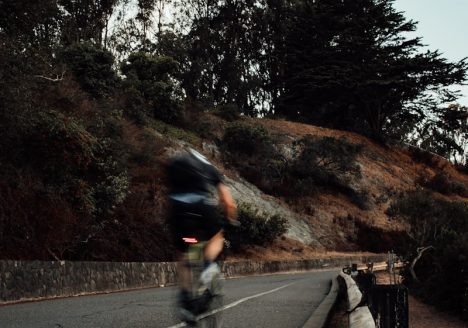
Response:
175,116,468,253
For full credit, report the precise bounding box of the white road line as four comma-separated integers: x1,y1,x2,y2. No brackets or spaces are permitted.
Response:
167,282,296,328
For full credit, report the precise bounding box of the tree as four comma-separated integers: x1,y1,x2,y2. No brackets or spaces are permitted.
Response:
172,0,288,115
416,104,468,163
59,0,120,45
121,52,183,122
60,42,119,98
277,0,468,140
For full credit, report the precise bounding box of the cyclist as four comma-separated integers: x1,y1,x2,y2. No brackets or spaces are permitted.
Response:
166,148,237,321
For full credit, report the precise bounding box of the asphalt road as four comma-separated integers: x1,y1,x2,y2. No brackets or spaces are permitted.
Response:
0,270,338,328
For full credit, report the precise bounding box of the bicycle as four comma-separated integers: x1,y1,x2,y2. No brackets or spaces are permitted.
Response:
178,237,225,327
177,219,240,327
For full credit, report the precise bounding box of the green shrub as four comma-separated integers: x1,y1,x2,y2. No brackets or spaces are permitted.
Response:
226,204,288,249
289,135,363,200
24,110,130,215
121,52,183,123
223,122,274,156
60,42,119,98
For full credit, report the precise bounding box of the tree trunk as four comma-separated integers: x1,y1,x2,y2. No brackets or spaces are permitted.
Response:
410,246,434,283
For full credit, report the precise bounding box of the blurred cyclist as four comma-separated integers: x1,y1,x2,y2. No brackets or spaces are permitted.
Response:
166,148,237,319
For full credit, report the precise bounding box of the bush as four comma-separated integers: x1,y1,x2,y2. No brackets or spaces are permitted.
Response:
213,104,241,121
223,122,274,156
423,172,467,197
60,42,119,98
409,147,440,168
225,204,288,249
386,190,468,234
121,52,183,123
289,135,363,200
0,180,89,260
349,190,372,210
354,219,410,254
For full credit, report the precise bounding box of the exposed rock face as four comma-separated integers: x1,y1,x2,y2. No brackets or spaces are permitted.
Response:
224,176,322,247
166,142,322,247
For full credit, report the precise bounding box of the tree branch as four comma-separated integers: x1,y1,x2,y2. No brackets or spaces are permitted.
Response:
410,245,434,283
34,71,66,82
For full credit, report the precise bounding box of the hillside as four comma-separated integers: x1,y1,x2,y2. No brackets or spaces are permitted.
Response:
2,108,467,262
120,113,468,260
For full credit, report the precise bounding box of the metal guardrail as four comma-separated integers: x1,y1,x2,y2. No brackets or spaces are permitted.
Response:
339,256,405,328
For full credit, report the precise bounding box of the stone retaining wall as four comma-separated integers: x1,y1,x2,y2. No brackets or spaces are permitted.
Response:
0,255,385,304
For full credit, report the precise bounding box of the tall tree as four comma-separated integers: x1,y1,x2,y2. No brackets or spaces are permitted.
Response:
172,0,288,115
60,0,120,45
416,104,468,163
277,0,468,140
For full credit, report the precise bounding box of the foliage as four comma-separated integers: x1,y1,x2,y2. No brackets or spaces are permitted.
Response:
59,0,118,45
278,0,468,141
223,129,366,209
225,204,288,249
456,163,468,175
333,215,410,253
409,146,441,168
60,42,119,98
409,104,468,163
0,108,130,259
213,104,241,122
223,122,274,156
387,190,468,319
0,180,88,260
1,0,467,264
121,52,183,122
387,190,468,246
222,122,290,194
291,136,362,183
289,135,365,204
421,172,467,197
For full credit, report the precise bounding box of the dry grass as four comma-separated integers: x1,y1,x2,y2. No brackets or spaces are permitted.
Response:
248,117,468,233
224,238,378,261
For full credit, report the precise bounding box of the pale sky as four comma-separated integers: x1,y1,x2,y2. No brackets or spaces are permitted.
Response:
393,0,468,106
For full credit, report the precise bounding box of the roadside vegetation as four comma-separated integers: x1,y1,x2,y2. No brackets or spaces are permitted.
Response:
0,1,467,320
387,190,468,320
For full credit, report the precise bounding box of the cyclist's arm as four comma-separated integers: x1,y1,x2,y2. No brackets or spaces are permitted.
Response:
217,183,237,221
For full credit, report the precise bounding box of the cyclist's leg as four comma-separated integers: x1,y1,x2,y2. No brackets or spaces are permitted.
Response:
169,200,203,320
176,252,191,291
204,230,224,262
198,202,225,285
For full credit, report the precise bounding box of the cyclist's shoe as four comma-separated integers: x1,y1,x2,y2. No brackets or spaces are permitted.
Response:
179,307,197,325
178,290,197,325
199,263,220,285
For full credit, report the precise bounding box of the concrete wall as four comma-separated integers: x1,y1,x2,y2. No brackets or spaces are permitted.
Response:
0,255,385,304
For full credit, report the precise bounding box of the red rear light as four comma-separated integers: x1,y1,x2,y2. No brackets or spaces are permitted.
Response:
182,237,198,243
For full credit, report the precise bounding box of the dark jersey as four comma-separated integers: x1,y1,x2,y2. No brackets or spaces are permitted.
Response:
167,149,222,195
